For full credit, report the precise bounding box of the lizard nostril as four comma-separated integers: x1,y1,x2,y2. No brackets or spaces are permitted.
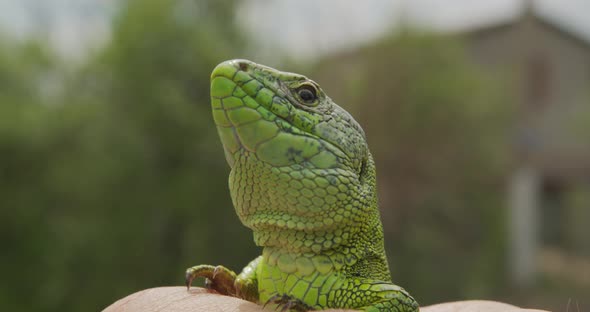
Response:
238,62,249,72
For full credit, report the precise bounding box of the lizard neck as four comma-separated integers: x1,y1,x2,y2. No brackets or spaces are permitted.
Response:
258,206,391,280
260,231,392,283
261,246,358,277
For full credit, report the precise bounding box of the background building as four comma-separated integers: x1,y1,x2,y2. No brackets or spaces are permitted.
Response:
466,3,590,287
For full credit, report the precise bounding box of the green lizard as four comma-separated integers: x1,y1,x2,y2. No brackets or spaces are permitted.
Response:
186,60,418,312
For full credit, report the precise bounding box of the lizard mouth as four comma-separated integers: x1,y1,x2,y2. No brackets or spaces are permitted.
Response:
209,60,282,165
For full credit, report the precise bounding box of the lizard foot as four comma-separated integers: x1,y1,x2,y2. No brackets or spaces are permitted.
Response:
185,264,237,296
264,294,313,312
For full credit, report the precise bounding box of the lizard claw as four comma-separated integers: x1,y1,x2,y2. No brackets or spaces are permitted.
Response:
185,270,194,290
185,265,216,291
264,294,312,312
184,264,238,296
263,294,280,309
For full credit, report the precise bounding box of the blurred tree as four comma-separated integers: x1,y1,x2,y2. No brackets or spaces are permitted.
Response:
312,32,513,305
1,0,258,311
0,38,59,311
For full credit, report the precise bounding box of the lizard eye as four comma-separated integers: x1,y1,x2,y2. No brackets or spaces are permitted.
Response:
296,84,318,105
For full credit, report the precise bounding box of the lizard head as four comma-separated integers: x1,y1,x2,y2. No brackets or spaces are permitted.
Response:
210,59,368,172
210,60,379,252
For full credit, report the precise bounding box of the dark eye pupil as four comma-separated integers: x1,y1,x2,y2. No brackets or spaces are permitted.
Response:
298,87,316,103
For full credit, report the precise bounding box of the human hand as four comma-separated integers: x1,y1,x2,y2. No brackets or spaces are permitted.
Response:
103,287,549,312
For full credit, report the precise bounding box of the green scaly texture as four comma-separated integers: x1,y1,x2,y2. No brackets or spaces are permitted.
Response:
186,60,418,312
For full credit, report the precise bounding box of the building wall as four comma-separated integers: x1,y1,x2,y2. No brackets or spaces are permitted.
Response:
465,12,590,178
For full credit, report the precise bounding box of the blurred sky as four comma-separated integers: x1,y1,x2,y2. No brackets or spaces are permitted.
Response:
0,0,589,60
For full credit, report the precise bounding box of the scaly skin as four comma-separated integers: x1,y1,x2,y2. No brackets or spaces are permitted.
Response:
186,60,418,312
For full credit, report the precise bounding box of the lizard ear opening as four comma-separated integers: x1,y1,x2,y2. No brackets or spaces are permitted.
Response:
359,157,367,178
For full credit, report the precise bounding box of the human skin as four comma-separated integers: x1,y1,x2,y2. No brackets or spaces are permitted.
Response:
103,287,549,312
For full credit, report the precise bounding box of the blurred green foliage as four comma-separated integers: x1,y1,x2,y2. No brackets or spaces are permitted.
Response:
1,0,259,311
